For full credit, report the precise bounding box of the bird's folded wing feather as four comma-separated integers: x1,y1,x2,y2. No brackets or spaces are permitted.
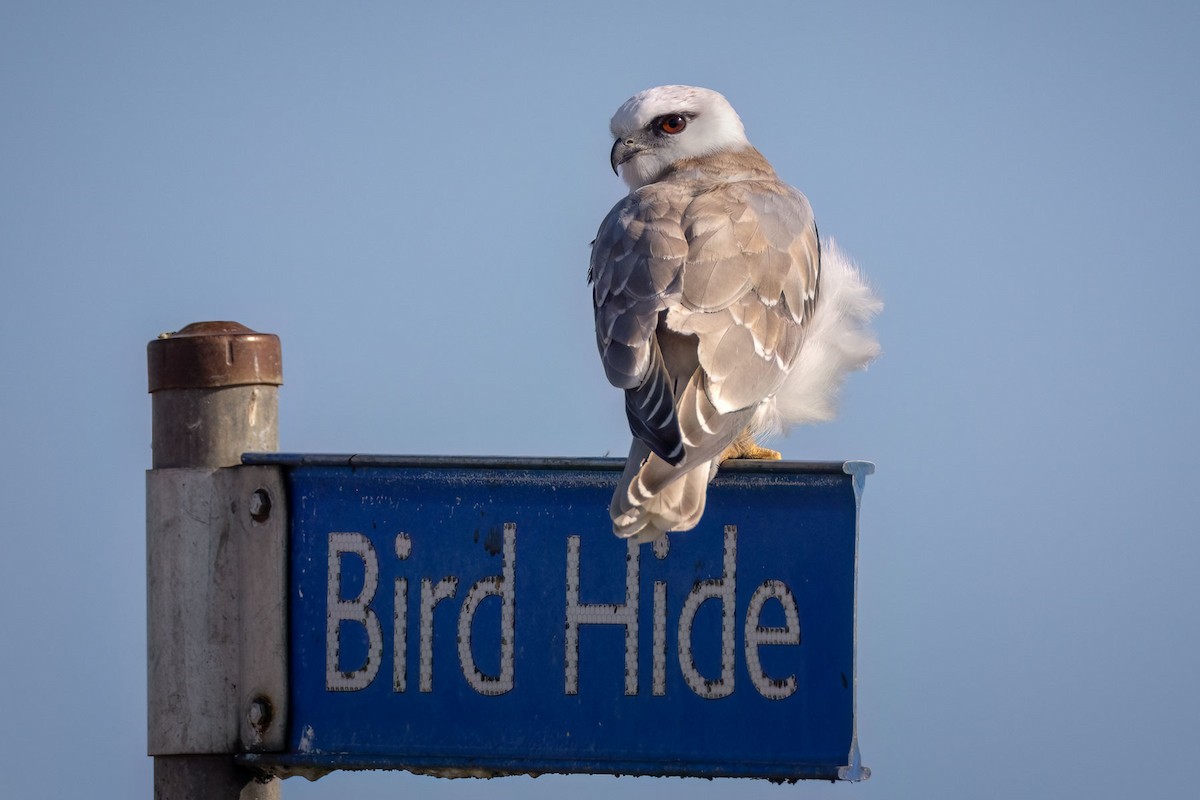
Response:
666,180,820,414
590,187,690,460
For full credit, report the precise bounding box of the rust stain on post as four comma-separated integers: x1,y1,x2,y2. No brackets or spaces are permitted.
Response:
148,321,283,393
148,321,282,470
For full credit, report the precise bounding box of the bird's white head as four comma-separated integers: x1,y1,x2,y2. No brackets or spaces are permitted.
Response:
608,85,750,190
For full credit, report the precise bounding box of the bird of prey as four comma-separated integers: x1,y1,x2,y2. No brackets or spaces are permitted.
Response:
590,85,880,542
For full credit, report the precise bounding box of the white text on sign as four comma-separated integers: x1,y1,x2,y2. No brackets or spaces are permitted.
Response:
324,524,801,699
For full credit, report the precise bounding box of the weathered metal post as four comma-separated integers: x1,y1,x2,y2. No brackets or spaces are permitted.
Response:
147,322,284,799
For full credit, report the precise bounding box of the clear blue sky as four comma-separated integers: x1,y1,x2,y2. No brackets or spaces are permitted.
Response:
2,1,1198,798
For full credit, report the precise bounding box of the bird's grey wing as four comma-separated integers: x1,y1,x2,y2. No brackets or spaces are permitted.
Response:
590,187,690,464
667,180,820,415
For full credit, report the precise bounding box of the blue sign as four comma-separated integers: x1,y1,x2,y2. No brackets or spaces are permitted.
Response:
245,455,870,782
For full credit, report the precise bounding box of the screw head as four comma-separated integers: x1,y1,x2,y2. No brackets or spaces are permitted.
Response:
249,488,272,523
247,697,273,735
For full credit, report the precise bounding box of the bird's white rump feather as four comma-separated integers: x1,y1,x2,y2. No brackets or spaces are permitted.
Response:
751,238,882,436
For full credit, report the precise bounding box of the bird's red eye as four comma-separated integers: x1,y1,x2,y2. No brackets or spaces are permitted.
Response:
657,114,687,134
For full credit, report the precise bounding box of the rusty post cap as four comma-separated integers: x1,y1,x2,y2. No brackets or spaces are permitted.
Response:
148,321,283,392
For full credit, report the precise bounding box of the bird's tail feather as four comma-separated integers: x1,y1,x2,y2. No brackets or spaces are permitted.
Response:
609,441,712,542
610,369,753,542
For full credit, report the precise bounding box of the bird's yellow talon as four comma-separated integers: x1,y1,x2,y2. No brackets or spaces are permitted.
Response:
720,437,782,463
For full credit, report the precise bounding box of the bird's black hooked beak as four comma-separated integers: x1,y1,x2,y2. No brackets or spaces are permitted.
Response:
610,138,641,175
